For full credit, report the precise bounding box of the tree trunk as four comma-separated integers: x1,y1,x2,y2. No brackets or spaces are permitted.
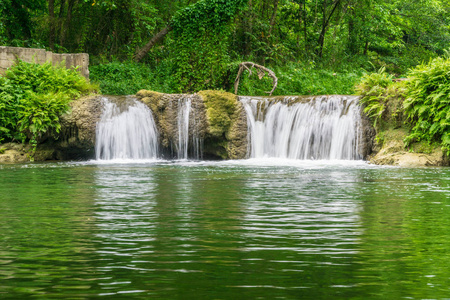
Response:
268,0,279,35
347,2,358,55
134,26,172,62
316,0,341,58
58,0,66,46
364,40,369,55
49,0,55,50
304,0,308,55
59,0,65,18
60,0,76,48
245,0,253,56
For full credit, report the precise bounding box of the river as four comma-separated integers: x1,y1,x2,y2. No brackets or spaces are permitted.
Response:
1,159,449,299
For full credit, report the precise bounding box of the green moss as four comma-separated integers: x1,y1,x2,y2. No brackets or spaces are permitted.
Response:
198,90,238,138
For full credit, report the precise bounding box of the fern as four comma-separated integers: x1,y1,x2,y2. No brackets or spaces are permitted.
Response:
404,56,450,154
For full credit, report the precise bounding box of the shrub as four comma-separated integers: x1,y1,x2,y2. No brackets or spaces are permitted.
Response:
404,57,450,155
90,61,180,95
356,67,395,127
0,61,98,152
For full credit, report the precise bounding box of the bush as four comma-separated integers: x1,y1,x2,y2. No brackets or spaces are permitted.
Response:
0,61,97,149
90,61,177,95
356,67,395,127
232,62,365,96
404,57,450,155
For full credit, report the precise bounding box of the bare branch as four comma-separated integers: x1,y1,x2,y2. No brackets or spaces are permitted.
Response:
234,62,278,96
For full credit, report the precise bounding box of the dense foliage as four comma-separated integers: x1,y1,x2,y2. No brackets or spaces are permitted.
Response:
356,68,395,126
357,56,450,155
1,0,449,94
0,61,97,150
404,57,450,155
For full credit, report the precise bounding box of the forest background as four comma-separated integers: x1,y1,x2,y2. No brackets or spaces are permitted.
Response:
1,0,449,96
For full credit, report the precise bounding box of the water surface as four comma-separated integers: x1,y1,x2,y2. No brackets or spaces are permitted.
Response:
1,159,449,299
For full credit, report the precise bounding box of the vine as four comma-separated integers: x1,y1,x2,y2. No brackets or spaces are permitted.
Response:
169,0,247,92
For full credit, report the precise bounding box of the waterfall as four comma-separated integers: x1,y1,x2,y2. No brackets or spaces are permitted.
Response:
176,96,203,160
240,96,363,160
95,96,159,160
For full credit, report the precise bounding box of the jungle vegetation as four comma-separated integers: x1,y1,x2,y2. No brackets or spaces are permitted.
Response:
1,0,449,95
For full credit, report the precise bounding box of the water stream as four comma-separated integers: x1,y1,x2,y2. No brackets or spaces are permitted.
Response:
95,96,159,160
240,96,362,160
176,96,191,159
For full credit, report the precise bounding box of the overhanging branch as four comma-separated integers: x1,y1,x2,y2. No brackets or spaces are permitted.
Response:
234,62,278,95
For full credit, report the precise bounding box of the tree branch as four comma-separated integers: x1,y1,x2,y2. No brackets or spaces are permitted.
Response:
234,62,278,95
134,25,172,62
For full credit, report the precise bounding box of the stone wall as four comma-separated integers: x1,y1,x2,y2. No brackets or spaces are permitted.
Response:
0,46,89,79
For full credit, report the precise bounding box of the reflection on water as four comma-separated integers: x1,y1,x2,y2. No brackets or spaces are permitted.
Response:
0,161,449,299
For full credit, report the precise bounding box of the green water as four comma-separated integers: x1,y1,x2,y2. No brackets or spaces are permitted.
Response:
0,159,449,299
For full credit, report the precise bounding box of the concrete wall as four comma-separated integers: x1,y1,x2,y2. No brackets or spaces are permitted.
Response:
0,46,89,79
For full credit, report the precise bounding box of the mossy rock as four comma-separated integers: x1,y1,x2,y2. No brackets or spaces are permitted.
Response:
136,90,165,112
198,90,238,138
198,90,248,159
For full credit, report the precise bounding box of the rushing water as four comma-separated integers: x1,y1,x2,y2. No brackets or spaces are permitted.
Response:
177,96,191,159
95,97,159,160
176,96,203,160
1,160,449,299
240,96,362,160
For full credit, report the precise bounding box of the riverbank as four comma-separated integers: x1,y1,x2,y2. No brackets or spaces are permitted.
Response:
368,128,449,167
1,90,448,167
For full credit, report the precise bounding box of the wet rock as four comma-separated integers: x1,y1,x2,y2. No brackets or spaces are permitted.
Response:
0,143,56,163
56,95,103,159
199,90,247,159
369,129,449,167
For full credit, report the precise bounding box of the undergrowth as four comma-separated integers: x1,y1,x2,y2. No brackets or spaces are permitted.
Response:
356,67,405,128
91,60,365,96
357,56,450,156
234,63,365,96
404,57,450,155
90,61,176,95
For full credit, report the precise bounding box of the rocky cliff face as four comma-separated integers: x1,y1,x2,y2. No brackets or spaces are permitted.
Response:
136,90,248,159
368,128,449,167
56,95,103,159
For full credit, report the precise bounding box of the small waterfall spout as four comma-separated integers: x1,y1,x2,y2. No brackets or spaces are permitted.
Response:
240,96,363,160
95,96,159,160
176,96,203,160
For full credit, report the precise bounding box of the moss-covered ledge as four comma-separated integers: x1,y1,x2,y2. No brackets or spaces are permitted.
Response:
136,89,248,159
0,142,56,163
198,90,247,159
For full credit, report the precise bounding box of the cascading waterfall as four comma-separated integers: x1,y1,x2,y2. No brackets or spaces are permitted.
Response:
240,95,363,160
95,96,159,160
176,96,203,160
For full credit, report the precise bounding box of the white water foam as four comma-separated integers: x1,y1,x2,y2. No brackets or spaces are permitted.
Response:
95,97,159,160
240,96,363,160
